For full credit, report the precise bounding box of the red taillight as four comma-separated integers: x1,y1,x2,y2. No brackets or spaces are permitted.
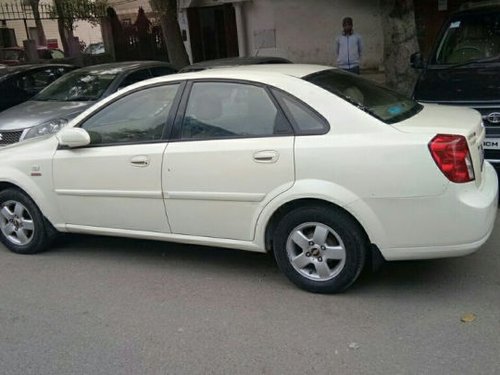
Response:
428,134,475,183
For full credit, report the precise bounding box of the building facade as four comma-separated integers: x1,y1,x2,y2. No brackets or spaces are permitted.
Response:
1,0,478,67
0,0,102,49
108,0,385,69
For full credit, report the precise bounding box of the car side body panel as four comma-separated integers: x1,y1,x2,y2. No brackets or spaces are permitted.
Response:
0,66,496,264
0,137,66,229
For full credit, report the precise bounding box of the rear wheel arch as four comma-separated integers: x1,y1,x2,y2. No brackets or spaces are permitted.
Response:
264,198,370,252
268,199,372,293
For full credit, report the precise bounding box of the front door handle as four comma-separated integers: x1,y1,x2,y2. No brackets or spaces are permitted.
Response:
253,150,279,163
130,155,150,167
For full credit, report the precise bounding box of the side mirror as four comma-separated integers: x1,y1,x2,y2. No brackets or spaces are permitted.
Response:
410,52,425,69
57,127,90,148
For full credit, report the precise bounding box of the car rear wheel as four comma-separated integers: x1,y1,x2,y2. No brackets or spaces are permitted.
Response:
0,189,51,254
273,206,367,293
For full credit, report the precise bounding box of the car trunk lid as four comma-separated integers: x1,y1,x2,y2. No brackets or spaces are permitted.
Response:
392,103,485,187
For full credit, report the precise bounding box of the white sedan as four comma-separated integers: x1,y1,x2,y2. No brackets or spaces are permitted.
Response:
0,65,497,293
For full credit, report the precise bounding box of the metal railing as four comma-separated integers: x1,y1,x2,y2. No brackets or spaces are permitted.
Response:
0,1,107,21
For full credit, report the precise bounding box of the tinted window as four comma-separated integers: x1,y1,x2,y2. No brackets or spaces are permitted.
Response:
305,69,422,124
273,90,328,133
182,82,291,140
118,69,152,88
30,68,60,89
150,66,176,77
81,84,179,145
11,69,56,94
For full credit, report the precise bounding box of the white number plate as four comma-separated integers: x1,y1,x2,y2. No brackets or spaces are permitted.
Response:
483,138,500,150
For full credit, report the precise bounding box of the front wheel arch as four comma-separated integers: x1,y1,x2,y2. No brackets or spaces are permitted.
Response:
0,183,58,245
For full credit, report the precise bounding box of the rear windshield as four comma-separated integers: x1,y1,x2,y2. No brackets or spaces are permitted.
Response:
304,69,422,124
434,10,500,65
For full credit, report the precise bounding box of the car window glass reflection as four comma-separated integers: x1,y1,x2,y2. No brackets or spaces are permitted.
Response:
182,82,290,140
81,84,179,145
36,70,118,102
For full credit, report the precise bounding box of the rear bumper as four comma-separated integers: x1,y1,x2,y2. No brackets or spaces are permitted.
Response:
357,162,499,261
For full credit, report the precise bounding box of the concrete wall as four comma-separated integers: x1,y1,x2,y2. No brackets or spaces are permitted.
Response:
243,0,383,69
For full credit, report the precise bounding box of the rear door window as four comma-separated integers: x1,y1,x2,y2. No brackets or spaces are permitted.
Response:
181,81,292,140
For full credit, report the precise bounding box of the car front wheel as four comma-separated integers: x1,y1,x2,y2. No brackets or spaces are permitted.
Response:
273,206,367,293
0,188,51,254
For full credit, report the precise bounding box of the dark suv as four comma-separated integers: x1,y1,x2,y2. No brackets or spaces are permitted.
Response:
412,2,500,170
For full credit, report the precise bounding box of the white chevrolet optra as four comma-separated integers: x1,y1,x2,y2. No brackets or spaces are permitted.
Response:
0,65,497,293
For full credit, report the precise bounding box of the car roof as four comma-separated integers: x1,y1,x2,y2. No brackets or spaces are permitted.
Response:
0,47,22,51
119,64,333,93
179,56,292,72
455,2,500,14
176,64,331,79
0,46,61,51
0,63,76,78
74,60,177,74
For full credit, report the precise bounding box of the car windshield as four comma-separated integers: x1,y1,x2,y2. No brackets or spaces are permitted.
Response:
434,11,500,65
304,69,422,124
35,69,117,101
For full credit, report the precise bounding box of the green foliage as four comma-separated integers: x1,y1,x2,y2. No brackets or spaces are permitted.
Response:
51,0,108,30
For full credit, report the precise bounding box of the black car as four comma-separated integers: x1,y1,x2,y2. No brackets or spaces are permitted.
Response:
0,60,178,145
179,56,292,73
411,3,500,170
0,64,76,112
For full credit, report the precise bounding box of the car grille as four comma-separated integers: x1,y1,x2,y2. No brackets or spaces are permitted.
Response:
474,107,500,134
0,130,23,145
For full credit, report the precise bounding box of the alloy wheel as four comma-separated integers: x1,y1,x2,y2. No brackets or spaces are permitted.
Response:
0,200,35,246
286,222,346,281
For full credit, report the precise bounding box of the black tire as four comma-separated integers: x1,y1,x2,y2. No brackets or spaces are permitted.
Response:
273,205,367,293
0,188,52,254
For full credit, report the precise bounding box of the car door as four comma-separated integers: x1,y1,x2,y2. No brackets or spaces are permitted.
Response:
53,83,183,232
162,80,295,241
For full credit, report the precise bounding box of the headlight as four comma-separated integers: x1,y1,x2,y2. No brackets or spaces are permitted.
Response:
22,118,68,140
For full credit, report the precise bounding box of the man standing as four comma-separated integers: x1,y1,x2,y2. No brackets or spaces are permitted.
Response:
335,17,363,74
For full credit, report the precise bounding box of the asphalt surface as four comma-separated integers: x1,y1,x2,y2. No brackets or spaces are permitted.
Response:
0,214,499,375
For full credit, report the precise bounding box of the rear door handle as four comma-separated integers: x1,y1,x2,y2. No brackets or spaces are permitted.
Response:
253,150,279,163
130,155,150,167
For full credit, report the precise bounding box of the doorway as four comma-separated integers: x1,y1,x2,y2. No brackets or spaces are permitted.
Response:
187,4,239,63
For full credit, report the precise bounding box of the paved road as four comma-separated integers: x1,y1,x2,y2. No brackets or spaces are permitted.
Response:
1,214,499,375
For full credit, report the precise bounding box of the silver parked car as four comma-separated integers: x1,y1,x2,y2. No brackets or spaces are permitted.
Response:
0,61,177,146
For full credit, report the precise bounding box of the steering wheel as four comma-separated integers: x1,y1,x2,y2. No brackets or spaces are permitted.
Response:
454,46,482,54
